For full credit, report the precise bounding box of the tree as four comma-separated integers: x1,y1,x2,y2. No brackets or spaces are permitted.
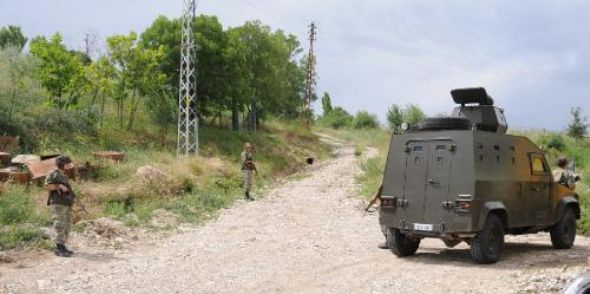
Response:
386,103,426,132
321,92,333,115
29,33,86,110
386,104,404,131
107,32,166,130
0,47,37,118
567,107,587,140
0,25,27,51
352,110,379,129
321,106,352,129
85,56,115,126
404,104,425,124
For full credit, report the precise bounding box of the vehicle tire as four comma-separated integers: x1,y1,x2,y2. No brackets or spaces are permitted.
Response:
470,214,504,264
414,117,471,131
386,228,420,257
550,207,577,249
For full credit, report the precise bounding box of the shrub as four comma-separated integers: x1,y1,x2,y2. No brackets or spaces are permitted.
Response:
0,187,33,225
33,108,98,137
321,106,353,129
538,133,565,151
352,110,379,129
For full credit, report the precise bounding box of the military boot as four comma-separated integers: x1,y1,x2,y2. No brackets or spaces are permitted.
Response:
55,243,72,257
63,244,74,255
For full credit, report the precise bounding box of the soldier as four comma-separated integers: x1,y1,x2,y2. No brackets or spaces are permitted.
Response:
241,143,257,201
366,183,388,249
44,155,76,257
553,156,580,189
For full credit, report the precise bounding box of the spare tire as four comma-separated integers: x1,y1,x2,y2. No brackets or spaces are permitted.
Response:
415,117,471,131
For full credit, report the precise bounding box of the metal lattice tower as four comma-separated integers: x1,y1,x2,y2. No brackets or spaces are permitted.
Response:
178,0,198,155
305,22,317,128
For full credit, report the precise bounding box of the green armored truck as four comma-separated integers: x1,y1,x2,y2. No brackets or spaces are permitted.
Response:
379,87,580,264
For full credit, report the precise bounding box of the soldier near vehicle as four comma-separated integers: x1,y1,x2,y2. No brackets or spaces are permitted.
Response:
44,155,77,257
365,184,389,249
379,87,581,264
553,156,580,189
241,143,257,201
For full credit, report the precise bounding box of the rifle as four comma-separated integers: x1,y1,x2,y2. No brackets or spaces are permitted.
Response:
364,194,380,212
565,160,580,188
365,184,383,212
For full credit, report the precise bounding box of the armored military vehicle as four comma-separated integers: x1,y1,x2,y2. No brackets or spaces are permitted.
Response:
379,87,580,264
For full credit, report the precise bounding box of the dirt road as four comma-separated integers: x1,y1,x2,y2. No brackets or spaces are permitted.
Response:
1,136,589,293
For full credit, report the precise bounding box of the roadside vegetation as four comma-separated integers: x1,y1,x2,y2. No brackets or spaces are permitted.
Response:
0,19,332,251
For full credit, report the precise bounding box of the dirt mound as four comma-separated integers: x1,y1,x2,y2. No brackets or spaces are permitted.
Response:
81,217,129,248
135,165,170,183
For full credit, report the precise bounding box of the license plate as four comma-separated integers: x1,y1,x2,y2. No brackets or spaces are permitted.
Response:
413,223,433,231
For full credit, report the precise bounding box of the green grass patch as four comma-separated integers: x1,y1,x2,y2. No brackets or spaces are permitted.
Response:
0,226,48,250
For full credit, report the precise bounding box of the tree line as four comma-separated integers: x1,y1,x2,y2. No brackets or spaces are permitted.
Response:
0,16,314,151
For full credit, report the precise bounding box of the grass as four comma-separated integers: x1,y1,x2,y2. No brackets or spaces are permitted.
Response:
0,185,51,250
0,118,333,250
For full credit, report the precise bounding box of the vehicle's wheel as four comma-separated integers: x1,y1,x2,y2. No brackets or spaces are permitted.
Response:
550,207,577,249
470,214,504,264
414,117,471,131
386,228,420,257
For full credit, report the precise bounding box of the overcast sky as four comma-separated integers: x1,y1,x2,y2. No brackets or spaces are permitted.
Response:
1,0,589,130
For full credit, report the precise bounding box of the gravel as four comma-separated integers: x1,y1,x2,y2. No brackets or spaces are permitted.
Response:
1,135,589,293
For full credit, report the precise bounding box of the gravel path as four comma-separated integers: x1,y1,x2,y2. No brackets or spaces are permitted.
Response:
1,136,589,293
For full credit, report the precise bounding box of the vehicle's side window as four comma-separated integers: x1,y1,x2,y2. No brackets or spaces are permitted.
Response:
530,154,548,175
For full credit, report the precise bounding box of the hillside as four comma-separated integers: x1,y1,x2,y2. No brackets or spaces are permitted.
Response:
0,120,332,250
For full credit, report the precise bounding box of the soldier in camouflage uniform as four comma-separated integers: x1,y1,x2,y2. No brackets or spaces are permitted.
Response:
553,156,580,189
241,143,257,201
44,156,76,257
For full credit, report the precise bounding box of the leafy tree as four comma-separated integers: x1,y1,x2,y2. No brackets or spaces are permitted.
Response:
322,106,352,129
29,33,86,110
386,103,425,132
404,104,425,124
107,32,166,130
386,104,404,131
567,107,588,140
352,110,379,129
0,47,37,118
0,25,27,51
85,56,115,126
321,92,333,115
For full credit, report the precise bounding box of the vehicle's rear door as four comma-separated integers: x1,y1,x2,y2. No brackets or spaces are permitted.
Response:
402,142,429,225
423,141,454,225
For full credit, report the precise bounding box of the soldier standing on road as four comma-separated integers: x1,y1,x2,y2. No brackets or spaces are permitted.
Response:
241,143,257,201
45,155,77,257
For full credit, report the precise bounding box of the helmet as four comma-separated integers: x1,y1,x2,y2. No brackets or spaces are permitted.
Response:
557,156,569,168
55,155,72,169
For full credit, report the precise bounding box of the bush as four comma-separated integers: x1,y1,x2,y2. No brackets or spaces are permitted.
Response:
321,106,353,129
0,187,34,225
352,110,379,129
33,108,98,137
538,133,565,151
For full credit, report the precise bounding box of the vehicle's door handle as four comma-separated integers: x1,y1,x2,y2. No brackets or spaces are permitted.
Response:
531,187,541,192
428,179,439,185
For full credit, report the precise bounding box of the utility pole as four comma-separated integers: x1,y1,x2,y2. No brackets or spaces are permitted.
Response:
305,22,317,128
177,0,199,155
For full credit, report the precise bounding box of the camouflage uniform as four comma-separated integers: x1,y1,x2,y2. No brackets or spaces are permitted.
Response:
241,150,254,195
45,169,74,246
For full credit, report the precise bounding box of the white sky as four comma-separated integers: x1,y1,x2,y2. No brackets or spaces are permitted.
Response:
1,0,589,130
